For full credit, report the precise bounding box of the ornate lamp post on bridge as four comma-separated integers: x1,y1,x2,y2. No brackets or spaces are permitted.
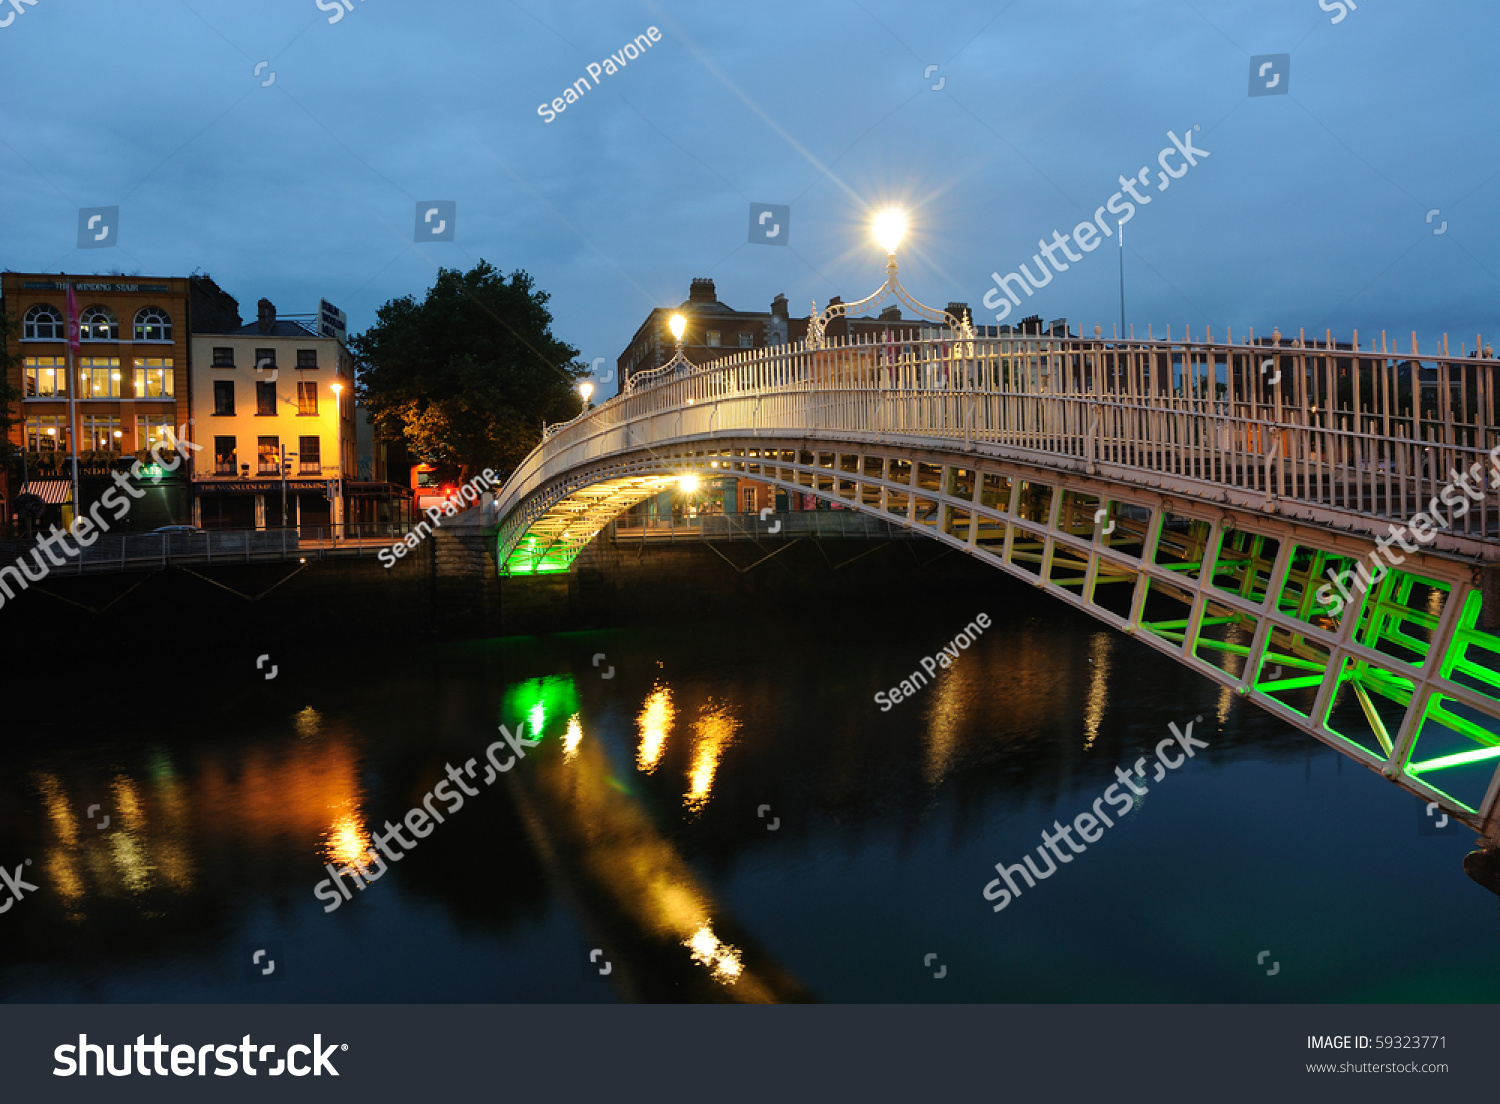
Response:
624,312,692,392
806,207,976,349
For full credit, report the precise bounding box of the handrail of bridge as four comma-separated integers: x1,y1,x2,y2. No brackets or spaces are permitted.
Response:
499,326,1500,550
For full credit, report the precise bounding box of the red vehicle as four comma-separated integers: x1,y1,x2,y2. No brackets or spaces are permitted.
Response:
411,463,465,514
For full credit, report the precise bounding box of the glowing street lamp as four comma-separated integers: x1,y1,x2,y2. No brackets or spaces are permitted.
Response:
578,380,594,408
872,207,906,255
805,205,973,350
678,473,700,493
328,382,346,533
625,312,693,393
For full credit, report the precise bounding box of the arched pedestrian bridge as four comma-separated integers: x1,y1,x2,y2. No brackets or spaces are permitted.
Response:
497,327,1500,841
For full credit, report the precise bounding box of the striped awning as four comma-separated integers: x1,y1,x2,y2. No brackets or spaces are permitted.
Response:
20,481,72,504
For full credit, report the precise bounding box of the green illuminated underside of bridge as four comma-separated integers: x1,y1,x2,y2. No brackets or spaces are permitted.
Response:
501,473,679,575
1120,522,1500,816
499,443,1500,834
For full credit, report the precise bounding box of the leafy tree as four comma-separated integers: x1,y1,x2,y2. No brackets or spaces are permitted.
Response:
352,262,585,485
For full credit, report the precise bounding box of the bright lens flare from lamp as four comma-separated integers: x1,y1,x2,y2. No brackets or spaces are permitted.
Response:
669,313,686,341
578,381,594,401
678,474,700,493
872,208,906,254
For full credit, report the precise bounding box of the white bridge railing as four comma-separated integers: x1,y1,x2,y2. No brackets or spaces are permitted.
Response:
503,328,1500,545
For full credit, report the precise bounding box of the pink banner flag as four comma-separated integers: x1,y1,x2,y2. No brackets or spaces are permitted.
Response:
65,282,81,354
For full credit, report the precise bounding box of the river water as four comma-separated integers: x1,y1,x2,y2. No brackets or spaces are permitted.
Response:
1,577,1495,1003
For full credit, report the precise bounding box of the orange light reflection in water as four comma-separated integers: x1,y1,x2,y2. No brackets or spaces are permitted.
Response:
685,699,740,814
24,731,373,922
684,924,745,983
325,813,374,870
526,701,784,1000
563,713,583,761
636,684,676,773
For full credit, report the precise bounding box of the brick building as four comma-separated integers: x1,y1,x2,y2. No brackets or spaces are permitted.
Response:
2,271,194,528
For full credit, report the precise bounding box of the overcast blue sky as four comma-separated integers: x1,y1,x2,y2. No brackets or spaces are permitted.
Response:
3,0,1496,394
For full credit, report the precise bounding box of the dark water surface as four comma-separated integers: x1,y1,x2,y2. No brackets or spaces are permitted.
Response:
2,579,1495,1003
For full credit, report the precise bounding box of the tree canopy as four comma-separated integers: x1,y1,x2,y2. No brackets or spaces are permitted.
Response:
352,262,585,484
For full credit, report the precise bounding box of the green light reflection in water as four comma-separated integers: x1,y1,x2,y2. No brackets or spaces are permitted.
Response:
502,675,581,743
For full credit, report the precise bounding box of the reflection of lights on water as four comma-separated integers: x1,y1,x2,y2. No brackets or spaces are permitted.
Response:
636,684,676,773
923,670,962,788
563,713,583,761
35,771,79,847
1215,682,1234,728
46,852,84,908
529,701,546,739
685,700,740,814
110,831,151,894
294,707,323,738
325,813,372,868
1082,633,1113,750
111,775,143,828
684,924,743,984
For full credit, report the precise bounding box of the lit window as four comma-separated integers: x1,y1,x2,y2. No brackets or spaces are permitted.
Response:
82,414,123,451
214,436,237,475
79,357,122,398
79,305,119,341
297,381,319,415
133,358,174,398
25,415,69,451
133,306,172,342
258,437,280,474
23,356,67,397
23,304,64,340
137,414,173,452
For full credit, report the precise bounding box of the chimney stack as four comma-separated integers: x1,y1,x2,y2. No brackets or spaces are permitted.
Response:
257,298,276,335
688,278,717,304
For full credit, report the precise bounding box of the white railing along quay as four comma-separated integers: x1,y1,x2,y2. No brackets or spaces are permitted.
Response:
0,525,418,576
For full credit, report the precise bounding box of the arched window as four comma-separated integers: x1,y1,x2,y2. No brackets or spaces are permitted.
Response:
80,305,119,341
23,304,64,340
134,306,172,342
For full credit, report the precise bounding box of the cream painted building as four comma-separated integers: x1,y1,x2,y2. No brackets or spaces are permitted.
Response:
189,298,356,532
